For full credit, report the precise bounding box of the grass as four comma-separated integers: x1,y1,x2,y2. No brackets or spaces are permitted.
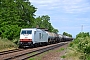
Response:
64,48,81,60
61,55,66,58
0,38,18,51
56,48,65,52
29,58,36,60
28,52,38,56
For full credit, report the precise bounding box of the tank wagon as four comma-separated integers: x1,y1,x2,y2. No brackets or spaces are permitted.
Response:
19,28,73,48
45,31,59,44
62,35,73,41
58,34,64,42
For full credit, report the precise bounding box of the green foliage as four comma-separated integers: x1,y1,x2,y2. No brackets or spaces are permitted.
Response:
69,42,73,47
68,32,90,60
52,29,59,33
86,55,90,60
0,0,58,43
12,38,19,45
0,25,21,40
29,58,35,60
0,0,36,40
77,37,90,54
61,55,66,58
56,48,64,52
76,32,89,38
34,15,58,33
35,15,51,28
63,32,72,37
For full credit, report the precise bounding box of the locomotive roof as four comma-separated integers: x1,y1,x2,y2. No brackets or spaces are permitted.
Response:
37,28,48,31
21,28,48,31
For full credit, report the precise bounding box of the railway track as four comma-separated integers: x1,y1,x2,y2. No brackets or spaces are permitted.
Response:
2,42,68,60
0,49,24,55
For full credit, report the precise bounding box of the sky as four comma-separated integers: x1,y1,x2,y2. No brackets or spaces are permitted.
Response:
29,0,90,37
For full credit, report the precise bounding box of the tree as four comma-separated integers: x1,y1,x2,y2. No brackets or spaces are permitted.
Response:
76,32,90,38
35,15,59,33
0,0,36,40
0,0,59,40
63,32,72,37
35,15,50,28
52,29,59,33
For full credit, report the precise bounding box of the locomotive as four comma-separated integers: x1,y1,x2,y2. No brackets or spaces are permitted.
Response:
19,28,73,48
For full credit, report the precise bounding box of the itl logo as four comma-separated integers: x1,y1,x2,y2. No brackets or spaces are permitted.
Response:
25,37,28,38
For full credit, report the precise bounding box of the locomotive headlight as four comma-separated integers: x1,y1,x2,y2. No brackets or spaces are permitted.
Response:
20,42,22,44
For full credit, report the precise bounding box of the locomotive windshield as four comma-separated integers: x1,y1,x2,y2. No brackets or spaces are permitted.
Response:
21,30,32,34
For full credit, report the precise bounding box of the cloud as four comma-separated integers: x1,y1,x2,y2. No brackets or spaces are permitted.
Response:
29,0,90,14
30,0,60,11
60,0,90,13
30,0,60,4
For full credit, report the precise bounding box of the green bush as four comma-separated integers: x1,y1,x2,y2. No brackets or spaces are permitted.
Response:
12,38,19,44
0,25,21,40
78,37,90,54
69,42,73,47
76,32,89,39
68,32,90,60
86,54,90,60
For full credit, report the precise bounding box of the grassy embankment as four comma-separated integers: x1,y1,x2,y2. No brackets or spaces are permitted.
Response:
64,37,90,60
0,38,18,51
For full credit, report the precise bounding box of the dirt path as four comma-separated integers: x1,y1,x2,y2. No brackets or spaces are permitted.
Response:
30,42,70,60
41,43,68,60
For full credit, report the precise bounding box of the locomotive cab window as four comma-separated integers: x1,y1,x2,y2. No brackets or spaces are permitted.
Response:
27,30,32,34
21,30,26,34
21,30,32,34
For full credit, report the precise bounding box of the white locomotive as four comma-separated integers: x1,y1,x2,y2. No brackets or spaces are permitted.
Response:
19,28,48,47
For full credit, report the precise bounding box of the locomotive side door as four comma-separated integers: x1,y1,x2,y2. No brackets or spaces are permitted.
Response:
34,31,42,43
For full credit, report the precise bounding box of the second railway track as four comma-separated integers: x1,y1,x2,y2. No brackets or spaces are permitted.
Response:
1,42,69,60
